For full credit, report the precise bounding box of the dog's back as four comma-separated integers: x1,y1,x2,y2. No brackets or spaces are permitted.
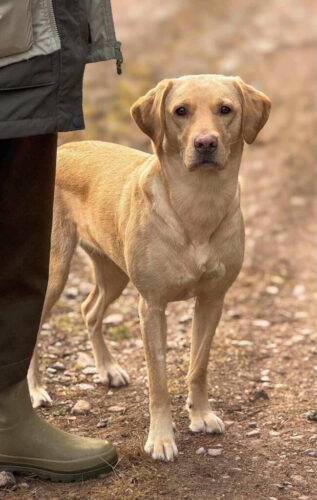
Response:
56,141,150,197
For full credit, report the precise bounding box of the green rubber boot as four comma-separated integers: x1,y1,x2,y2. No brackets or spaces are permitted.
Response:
0,380,117,482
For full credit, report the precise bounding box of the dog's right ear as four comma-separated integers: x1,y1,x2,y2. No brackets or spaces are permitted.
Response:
130,79,173,151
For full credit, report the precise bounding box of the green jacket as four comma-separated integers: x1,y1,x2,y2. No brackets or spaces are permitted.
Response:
0,0,122,139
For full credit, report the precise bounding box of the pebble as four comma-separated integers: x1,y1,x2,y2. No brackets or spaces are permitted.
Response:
269,431,280,437
97,419,109,428
103,313,124,326
47,367,57,374
293,284,305,296
290,196,306,207
78,383,94,391
108,405,125,413
290,475,307,487
196,447,206,455
18,482,29,489
253,319,270,328
52,362,65,371
65,286,78,298
82,367,97,375
305,449,317,457
77,352,94,368
246,429,260,437
266,286,279,295
0,471,16,487
231,340,253,347
179,314,192,324
290,434,303,440
294,311,308,319
207,448,222,457
71,400,91,415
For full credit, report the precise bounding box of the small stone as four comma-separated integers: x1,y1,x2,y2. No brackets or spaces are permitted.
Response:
18,482,29,489
103,313,124,327
71,400,91,415
196,447,206,455
231,340,253,347
78,383,94,391
82,367,97,375
65,286,78,298
300,328,311,336
179,314,191,324
76,352,94,368
294,311,308,319
78,282,93,296
253,319,270,328
269,431,280,437
305,449,317,456
108,405,125,413
293,284,305,296
290,475,307,487
0,471,16,487
97,420,109,428
47,367,57,374
207,448,222,456
260,375,270,382
42,322,51,331
246,429,260,437
266,286,279,295
52,362,65,371
290,434,303,440
290,196,306,207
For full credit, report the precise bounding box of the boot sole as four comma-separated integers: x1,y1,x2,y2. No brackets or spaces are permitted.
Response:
0,454,118,483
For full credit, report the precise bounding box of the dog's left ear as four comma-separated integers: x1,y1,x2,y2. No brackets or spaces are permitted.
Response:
233,77,271,144
130,79,173,150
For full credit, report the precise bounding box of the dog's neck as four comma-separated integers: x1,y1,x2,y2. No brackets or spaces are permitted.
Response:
156,142,244,244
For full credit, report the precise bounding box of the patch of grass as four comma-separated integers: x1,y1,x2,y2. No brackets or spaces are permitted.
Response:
109,325,131,341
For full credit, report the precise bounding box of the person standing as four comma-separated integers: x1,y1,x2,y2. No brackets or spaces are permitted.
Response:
0,0,122,482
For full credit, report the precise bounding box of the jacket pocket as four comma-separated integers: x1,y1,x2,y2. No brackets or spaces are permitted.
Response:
0,0,33,58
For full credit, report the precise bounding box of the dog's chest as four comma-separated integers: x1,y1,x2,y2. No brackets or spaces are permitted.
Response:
169,241,226,300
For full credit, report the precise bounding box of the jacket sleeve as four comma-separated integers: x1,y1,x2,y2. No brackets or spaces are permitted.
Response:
86,0,123,74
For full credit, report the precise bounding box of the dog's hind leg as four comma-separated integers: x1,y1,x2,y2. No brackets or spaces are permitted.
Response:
80,248,130,387
187,295,225,434
28,200,78,408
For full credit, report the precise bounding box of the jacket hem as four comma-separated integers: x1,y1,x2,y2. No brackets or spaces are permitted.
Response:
0,115,85,140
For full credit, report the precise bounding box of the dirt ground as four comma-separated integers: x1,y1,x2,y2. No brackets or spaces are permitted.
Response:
2,0,317,499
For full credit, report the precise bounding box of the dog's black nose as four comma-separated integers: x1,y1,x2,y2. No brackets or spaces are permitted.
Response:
194,134,218,151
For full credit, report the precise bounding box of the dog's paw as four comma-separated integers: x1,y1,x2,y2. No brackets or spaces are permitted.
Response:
98,363,130,387
189,411,225,434
144,434,178,462
30,386,52,409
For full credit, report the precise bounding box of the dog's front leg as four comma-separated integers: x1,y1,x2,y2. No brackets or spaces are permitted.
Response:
187,295,225,434
138,296,177,462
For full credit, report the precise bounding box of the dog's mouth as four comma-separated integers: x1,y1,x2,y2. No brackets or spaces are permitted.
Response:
188,159,223,171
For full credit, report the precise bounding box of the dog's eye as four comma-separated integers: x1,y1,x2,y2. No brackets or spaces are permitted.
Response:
174,106,187,116
220,105,232,115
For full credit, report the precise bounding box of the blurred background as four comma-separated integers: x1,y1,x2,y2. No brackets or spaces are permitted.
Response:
33,1,317,498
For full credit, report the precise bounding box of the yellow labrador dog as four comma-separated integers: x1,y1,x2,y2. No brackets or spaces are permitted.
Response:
28,75,271,461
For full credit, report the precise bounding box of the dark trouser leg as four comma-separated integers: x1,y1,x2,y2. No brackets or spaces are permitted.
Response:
0,135,118,481
0,134,57,391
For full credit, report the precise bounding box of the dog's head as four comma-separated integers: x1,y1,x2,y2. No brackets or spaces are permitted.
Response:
131,75,271,171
